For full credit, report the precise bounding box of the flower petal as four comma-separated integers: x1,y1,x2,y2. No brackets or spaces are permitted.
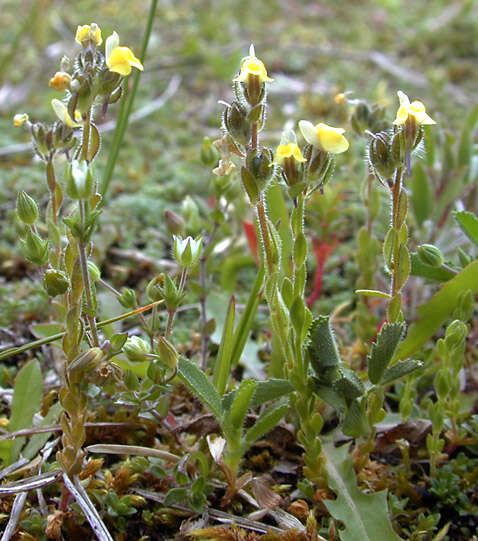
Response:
105,31,120,64
298,120,320,147
317,123,349,153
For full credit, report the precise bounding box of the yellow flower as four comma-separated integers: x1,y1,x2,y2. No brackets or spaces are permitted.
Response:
273,142,306,166
233,44,273,84
105,32,143,76
48,71,72,91
393,91,436,126
13,113,29,127
75,23,102,46
51,99,82,128
298,120,349,154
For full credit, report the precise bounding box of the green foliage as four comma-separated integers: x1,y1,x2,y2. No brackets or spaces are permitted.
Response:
368,323,404,384
453,210,478,247
323,443,404,541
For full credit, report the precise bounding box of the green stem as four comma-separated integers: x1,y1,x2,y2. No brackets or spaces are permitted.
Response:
100,0,158,199
78,200,99,347
256,195,274,275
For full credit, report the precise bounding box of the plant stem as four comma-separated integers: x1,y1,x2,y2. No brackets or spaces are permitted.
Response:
78,200,99,347
100,0,158,200
256,196,274,275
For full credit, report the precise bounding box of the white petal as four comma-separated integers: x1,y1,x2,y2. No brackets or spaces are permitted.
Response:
105,31,120,62
298,120,319,146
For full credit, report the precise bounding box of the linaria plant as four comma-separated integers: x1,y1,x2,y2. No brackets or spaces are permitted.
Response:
10,22,149,537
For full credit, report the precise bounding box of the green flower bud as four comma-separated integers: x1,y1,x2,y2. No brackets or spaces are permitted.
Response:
118,287,137,309
124,336,150,363
17,191,39,225
200,137,220,167
417,244,444,268
181,196,201,234
164,209,186,236
43,268,69,296
304,145,334,185
445,320,467,350
68,347,104,379
368,132,396,179
224,101,251,146
88,261,101,282
156,336,178,370
351,101,371,136
245,148,274,187
173,235,203,268
66,160,95,200
21,231,49,266
146,275,165,303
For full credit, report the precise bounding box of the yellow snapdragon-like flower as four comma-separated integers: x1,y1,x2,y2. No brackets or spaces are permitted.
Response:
273,142,306,166
49,71,72,91
298,120,349,154
233,44,273,84
13,113,29,127
51,99,82,128
393,91,436,126
75,23,102,46
105,32,143,76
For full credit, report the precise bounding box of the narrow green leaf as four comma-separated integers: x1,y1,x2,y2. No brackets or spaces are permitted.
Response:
251,379,294,406
381,359,423,384
266,184,293,276
229,265,265,368
396,244,410,291
355,289,391,299
212,296,236,395
453,210,478,247
244,400,289,446
228,379,257,430
178,357,222,419
396,260,478,359
323,443,404,541
22,402,62,460
410,163,432,227
9,360,43,462
368,323,404,384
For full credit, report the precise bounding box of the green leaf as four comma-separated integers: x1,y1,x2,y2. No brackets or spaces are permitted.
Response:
244,400,289,446
212,296,236,395
381,359,423,384
453,210,478,247
9,360,43,463
228,379,257,430
178,357,222,419
251,379,294,406
323,443,404,541
368,323,404,384
396,260,478,359
410,163,432,227
308,316,341,382
229,265,265,368
266,184,293,276
341,400,369,438
22,402,62,460
410,252,455,282
355,289,391,299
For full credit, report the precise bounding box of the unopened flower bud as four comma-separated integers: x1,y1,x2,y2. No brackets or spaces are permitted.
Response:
173,235,203,268
200,137,220,167
156,336,178,370
88,261,101,282
445,320,467,350
68,347,104,378
368,132,396,179
66,160,95,200
124,336,150,363
245,148,274,187
224,101,251,146
21,231,49,266
118,287,137,309
75,23,102,46
17,191,39,225
164,209,185,236
181,196,201,234
49,71,72,91
351,102,371,136
146,275,165,303
13,113,29,127
417,244,444,268
43,269,69,297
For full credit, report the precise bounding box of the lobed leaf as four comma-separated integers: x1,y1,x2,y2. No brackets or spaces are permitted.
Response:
368,323,404,384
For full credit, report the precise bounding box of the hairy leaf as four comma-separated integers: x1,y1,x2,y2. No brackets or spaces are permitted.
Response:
308,316,341,382
244,400,289,446
323,443,404,541
368,323,404,384
381,359,423,384
178,357,222,419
